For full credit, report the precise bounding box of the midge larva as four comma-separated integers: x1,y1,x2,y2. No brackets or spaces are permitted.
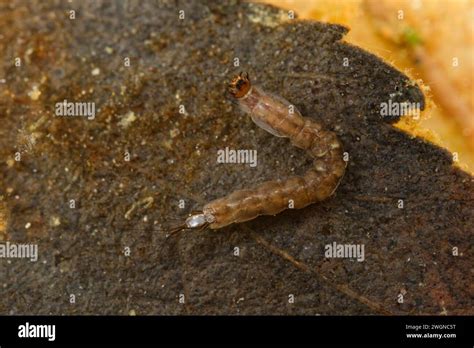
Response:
169,72,347,235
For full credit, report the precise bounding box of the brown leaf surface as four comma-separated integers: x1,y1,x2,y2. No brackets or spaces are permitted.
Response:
0,0,472,315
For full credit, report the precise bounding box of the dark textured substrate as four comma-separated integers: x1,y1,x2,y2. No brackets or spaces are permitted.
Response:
0,0,472,315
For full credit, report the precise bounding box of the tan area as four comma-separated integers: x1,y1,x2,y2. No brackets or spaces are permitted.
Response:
0,199,8,240
258,0,474,173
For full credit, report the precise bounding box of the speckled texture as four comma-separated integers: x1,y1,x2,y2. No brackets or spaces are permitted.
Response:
0,0,472,315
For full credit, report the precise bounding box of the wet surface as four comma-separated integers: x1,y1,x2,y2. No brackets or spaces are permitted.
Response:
0,0,472,314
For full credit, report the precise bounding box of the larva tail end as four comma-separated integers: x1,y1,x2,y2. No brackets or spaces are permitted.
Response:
165,223,187,238
229,72,251,98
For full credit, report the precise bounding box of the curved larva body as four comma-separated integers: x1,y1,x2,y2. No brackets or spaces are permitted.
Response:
201,82,346,229
167,74,346,236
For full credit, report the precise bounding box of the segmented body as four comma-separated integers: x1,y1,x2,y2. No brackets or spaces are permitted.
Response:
200,75,346,229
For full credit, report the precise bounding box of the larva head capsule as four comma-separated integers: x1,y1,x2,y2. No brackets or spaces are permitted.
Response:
185,213,207,229
166,211,215,237
228,72,251,98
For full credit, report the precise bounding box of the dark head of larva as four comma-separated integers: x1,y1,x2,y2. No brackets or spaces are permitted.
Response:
228,72,251,98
